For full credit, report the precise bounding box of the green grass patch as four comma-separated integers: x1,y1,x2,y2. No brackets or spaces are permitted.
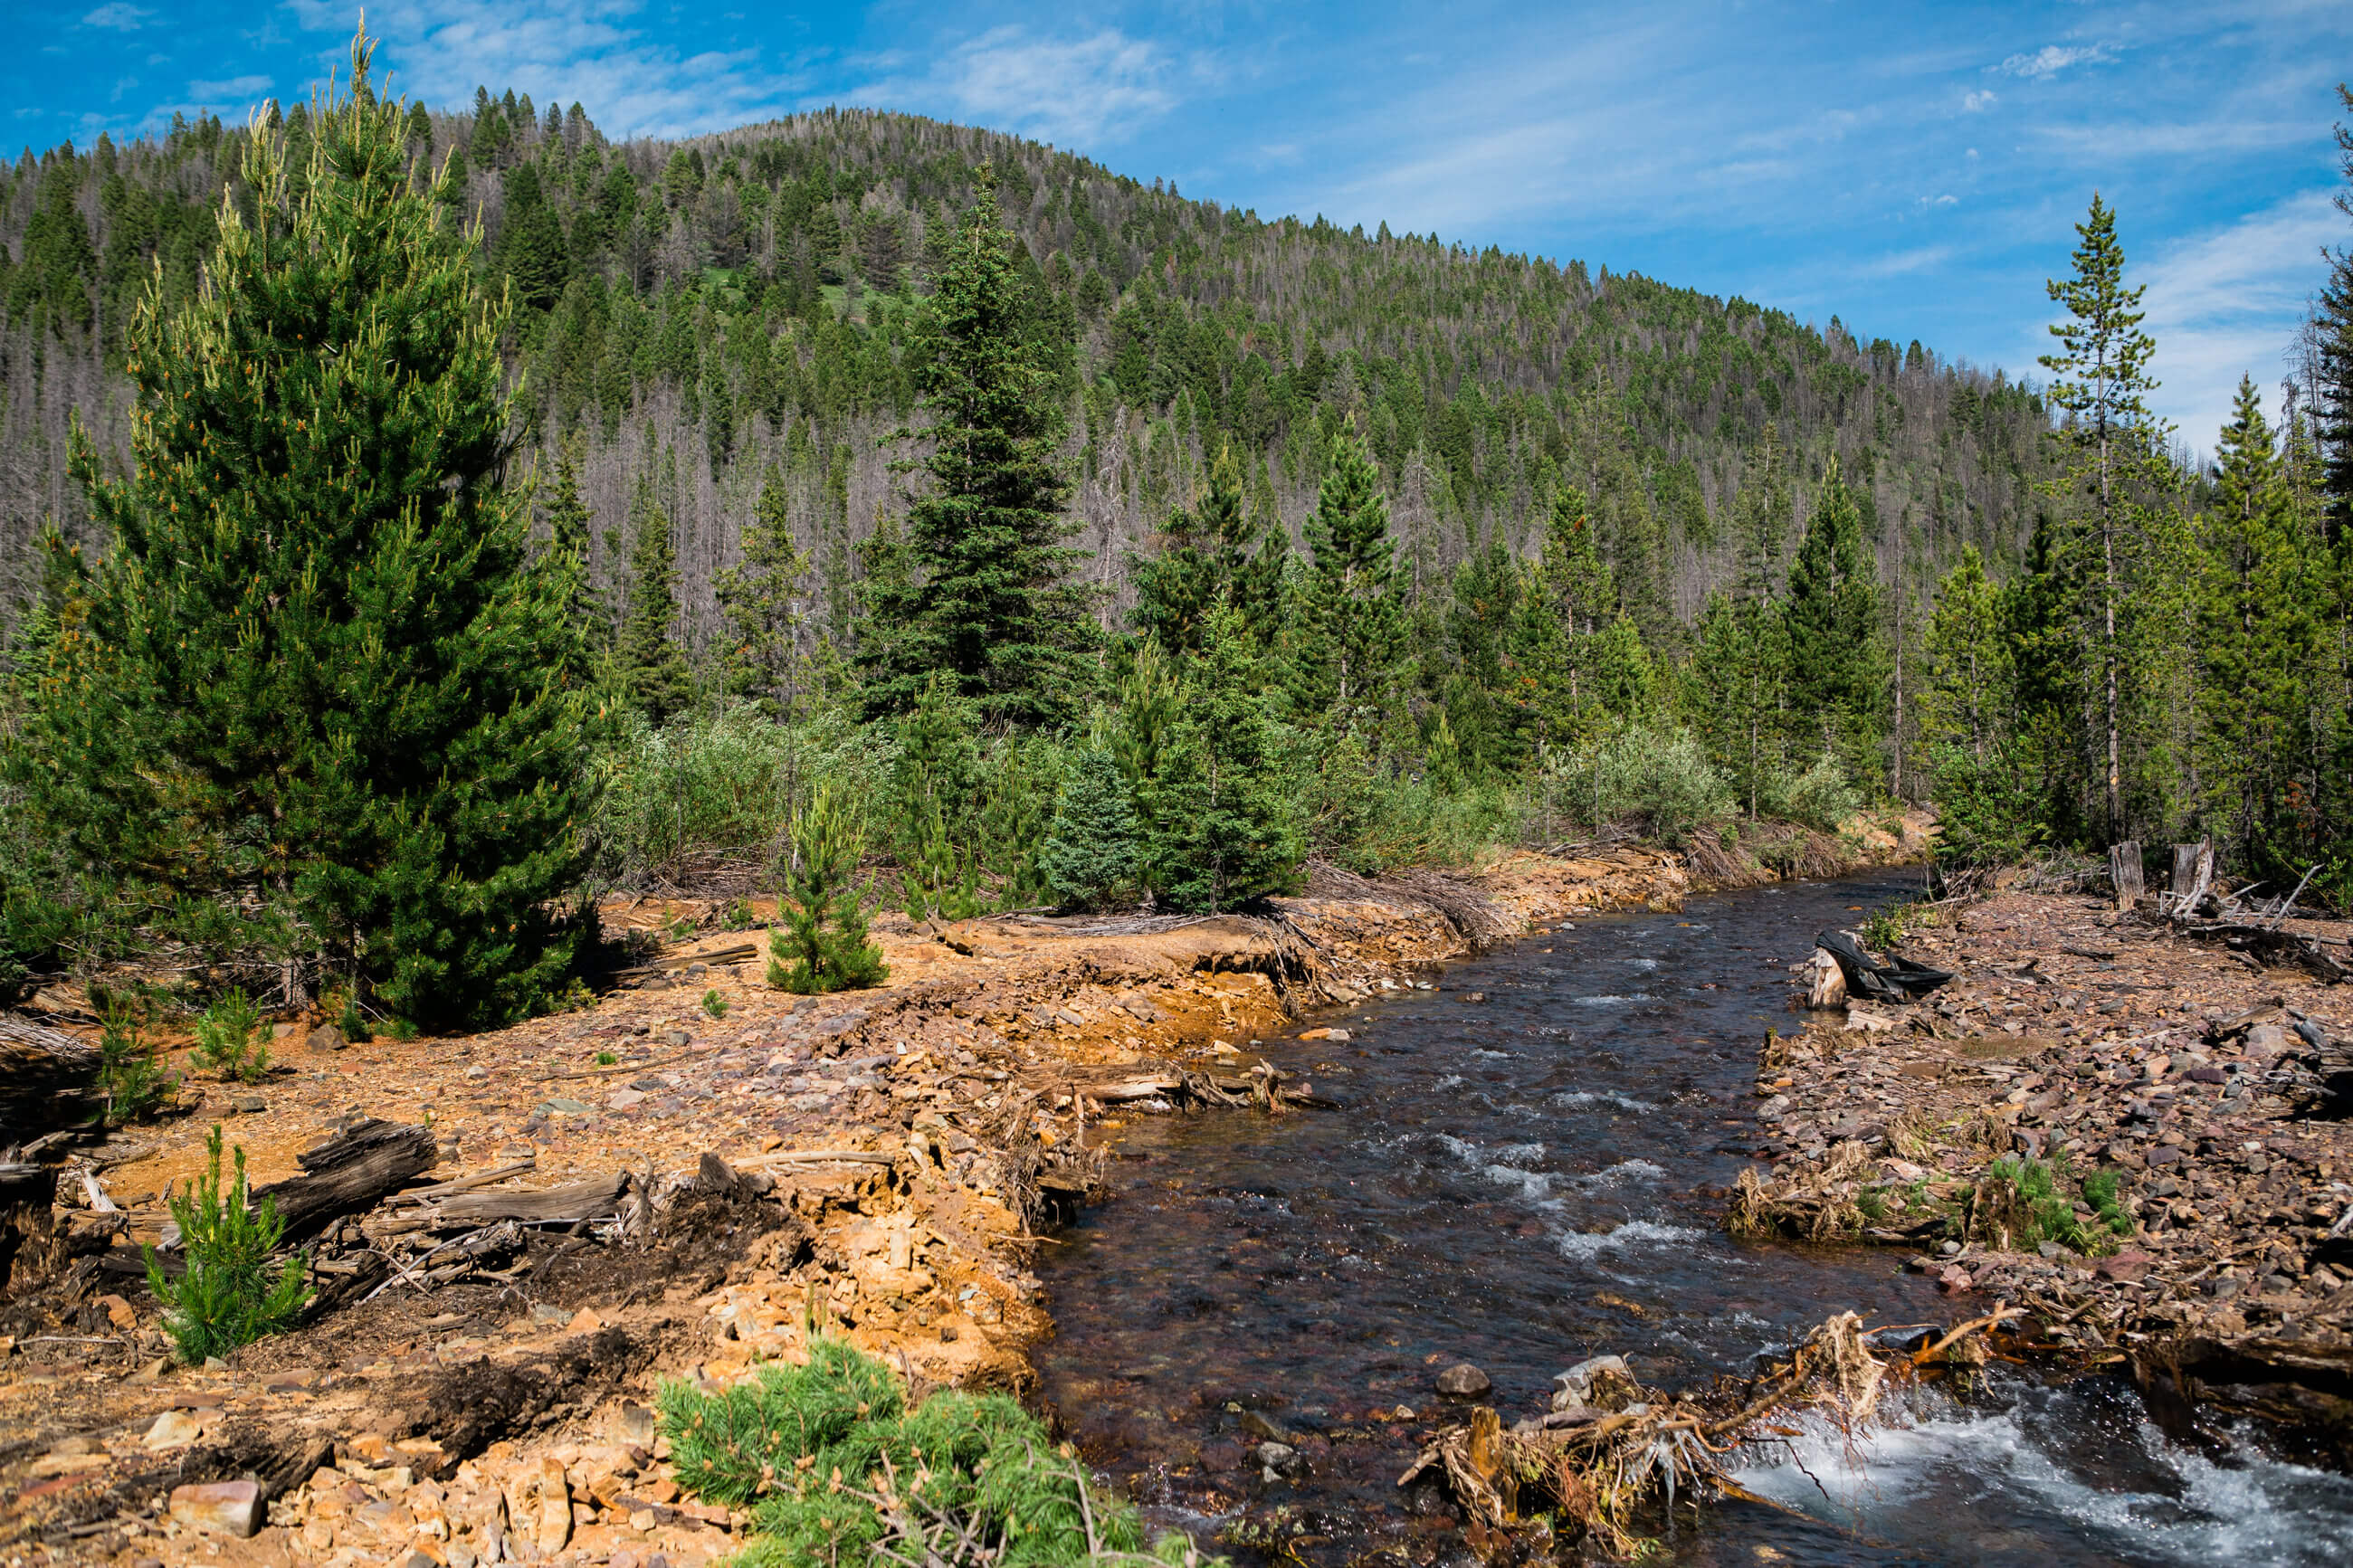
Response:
660,1338,1222,1565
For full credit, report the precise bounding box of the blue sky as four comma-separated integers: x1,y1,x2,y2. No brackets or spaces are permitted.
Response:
9,1,2348,452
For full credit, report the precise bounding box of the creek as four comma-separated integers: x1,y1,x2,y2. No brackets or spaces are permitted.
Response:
1033,873,2353,1564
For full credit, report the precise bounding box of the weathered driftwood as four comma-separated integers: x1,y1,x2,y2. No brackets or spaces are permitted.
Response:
251,1119,438,1242
0,1016,102,1142
388,1159,538,1202
432,1172,629,1227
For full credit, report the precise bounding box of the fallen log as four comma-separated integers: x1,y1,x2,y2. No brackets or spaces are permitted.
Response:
2170,920,2349,984
249,1119,439,1244
0,1016,102,1143
432,1172,630,1227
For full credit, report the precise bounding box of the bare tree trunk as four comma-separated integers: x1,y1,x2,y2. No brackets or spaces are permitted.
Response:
2100,431,2122,837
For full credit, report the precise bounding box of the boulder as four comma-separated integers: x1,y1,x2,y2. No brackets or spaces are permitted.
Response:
170,1480,262,1538
306,1023,346,1054
1434,1362,1492,1397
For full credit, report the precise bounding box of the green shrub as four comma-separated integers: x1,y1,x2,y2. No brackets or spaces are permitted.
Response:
1858,902,1912,951
595,1050,619,1066
1769,750,1862,831
1978,1154,2127,1255
96,1000,176,1123
2082,1169,2135,1238
144,1125,309,1363
1557,722,1733,847
191,989,269,1082
585,707,881,888
769,786,888,994
662,1337,1221,1566
702,988,729,1020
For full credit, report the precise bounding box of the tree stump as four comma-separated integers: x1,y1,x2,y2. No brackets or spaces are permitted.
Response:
2110,841,2145,911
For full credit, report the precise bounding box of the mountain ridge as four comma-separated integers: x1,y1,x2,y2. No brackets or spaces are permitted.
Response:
0,100,2054,648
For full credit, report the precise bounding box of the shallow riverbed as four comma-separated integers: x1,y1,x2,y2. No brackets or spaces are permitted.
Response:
1034,874,2353,1565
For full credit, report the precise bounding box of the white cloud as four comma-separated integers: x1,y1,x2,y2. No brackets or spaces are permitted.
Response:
1962,89,1996,112
81,4,154,31
2135,190,2339,451
844,27,1197,149
1997,44,2115,81
285,0,802,139
187,74,274,103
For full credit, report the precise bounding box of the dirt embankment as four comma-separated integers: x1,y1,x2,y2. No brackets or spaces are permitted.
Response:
1732,888,2353,1466
0,822,1926,1565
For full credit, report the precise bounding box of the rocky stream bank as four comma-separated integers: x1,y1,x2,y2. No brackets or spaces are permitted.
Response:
1733,886,2353,1469
0,837,1775,1567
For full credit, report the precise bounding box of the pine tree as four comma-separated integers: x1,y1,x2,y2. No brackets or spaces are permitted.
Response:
1783,458,1885,779
1299,419,1405,736
1684,590,1791,817
2197,378,2317,870
2313,83,2353,537
538,433,598,656
498,162,567,310
1150,608,1305,912
1919,546,2038,867
715,462,812,716
2039,193,2169,839
888,675,983,919
1037,745,1141,910
768,785,887,993
1734,424,1790,601
1131,441,1256,657
19,32,592,1026
856,169,1092,727
1920,546,2012,764
619,464,691,724
1515,485,1634,746
1440,538,1527,775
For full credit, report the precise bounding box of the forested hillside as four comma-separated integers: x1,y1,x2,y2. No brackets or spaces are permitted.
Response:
1,95,2049,654
3,53,2348,1029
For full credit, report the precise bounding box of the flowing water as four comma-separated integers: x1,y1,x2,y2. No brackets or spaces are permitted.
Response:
1032,874,2353,1564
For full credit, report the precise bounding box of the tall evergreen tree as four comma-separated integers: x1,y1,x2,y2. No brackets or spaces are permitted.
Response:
499,162,567,310
538,433,597,650
2197,378,2317,870
1919,546,2039,867
715,461,812,716
15,33,591,1025
1131,441,1257,656
1514,485,1642,747
1299,419,1406,736
856,168,1092,727
2039,193,2168,839
2312,83,2353,537
619,464,691,724
1783,459,1885,776
1150,608,1305,911
1684,590,1791,818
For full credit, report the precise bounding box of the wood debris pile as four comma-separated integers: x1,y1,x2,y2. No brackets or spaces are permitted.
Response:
1399,1307,2016,1553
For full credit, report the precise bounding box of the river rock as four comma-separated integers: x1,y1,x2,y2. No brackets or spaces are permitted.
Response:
1552,1354,1628,1409
1256,1441,1300,1478
1236,1409,1289,1442
1435,1362,1492,1397
170,1480,262,1537
143,1410,205,1449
